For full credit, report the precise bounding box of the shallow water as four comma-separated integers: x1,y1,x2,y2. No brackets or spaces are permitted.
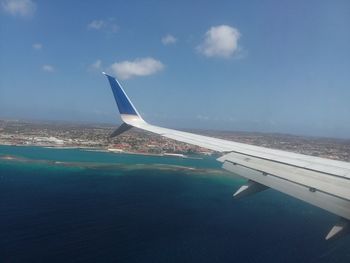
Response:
0,145,349,262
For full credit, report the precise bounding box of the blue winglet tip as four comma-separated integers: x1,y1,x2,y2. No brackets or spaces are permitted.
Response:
103,73,139,116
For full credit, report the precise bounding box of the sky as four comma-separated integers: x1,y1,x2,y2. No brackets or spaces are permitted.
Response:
0,0,350,138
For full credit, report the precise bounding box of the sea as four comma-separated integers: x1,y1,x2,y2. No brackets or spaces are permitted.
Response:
0,145,349,263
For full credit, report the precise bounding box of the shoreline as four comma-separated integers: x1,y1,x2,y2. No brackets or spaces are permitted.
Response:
0,143,204,160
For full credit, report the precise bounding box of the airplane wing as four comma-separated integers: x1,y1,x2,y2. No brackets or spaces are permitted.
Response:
103,73,350,240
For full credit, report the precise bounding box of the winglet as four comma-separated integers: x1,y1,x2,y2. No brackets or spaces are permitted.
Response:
109,123,132,138
103,73,141,117
103,73,146,128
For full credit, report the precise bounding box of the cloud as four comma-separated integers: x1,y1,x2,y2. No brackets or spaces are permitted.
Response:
88,59,103,72
1,0,36,17
87,18,118,33
42,64,55,72
161,34,177,45
109,57,164,80
197,25,241,58
32,43,42,50
87,20,105,30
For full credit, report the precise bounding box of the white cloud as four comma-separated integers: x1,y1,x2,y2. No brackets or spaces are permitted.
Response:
87,20,105,30
109,57,164,80
32,43,42,50
87,18,118,33
1,0,36,17
42,64,55,72
89,59,103,71
161,34,177,45
197,25,241,58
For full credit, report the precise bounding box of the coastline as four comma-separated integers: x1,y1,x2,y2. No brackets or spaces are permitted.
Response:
0,143,204,160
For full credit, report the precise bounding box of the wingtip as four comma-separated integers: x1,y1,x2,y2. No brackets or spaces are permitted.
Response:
102,71,107,75
104,71,142,118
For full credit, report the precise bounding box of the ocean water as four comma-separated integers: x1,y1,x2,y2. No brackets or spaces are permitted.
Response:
0,145,349,262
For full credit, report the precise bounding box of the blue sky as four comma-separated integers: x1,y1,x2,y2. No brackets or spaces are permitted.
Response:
0,0,349,138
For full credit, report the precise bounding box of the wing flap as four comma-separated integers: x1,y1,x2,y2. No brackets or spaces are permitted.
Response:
218,152,350,201
222,160,350,220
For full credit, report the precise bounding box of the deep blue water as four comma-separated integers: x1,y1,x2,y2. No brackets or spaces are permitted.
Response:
0,145,349,262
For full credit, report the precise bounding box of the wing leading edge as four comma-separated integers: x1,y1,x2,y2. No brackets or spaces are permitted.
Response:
103,73,350,240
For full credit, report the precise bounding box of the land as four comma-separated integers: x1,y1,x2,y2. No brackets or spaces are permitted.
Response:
0,119,349,162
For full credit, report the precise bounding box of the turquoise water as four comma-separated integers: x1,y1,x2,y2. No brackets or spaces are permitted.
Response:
0,145,349,262
0,145,222,168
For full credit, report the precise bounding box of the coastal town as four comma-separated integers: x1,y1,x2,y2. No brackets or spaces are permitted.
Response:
0,119,349,162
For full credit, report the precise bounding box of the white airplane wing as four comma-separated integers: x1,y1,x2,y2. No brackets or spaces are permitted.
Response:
103,73,350,240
